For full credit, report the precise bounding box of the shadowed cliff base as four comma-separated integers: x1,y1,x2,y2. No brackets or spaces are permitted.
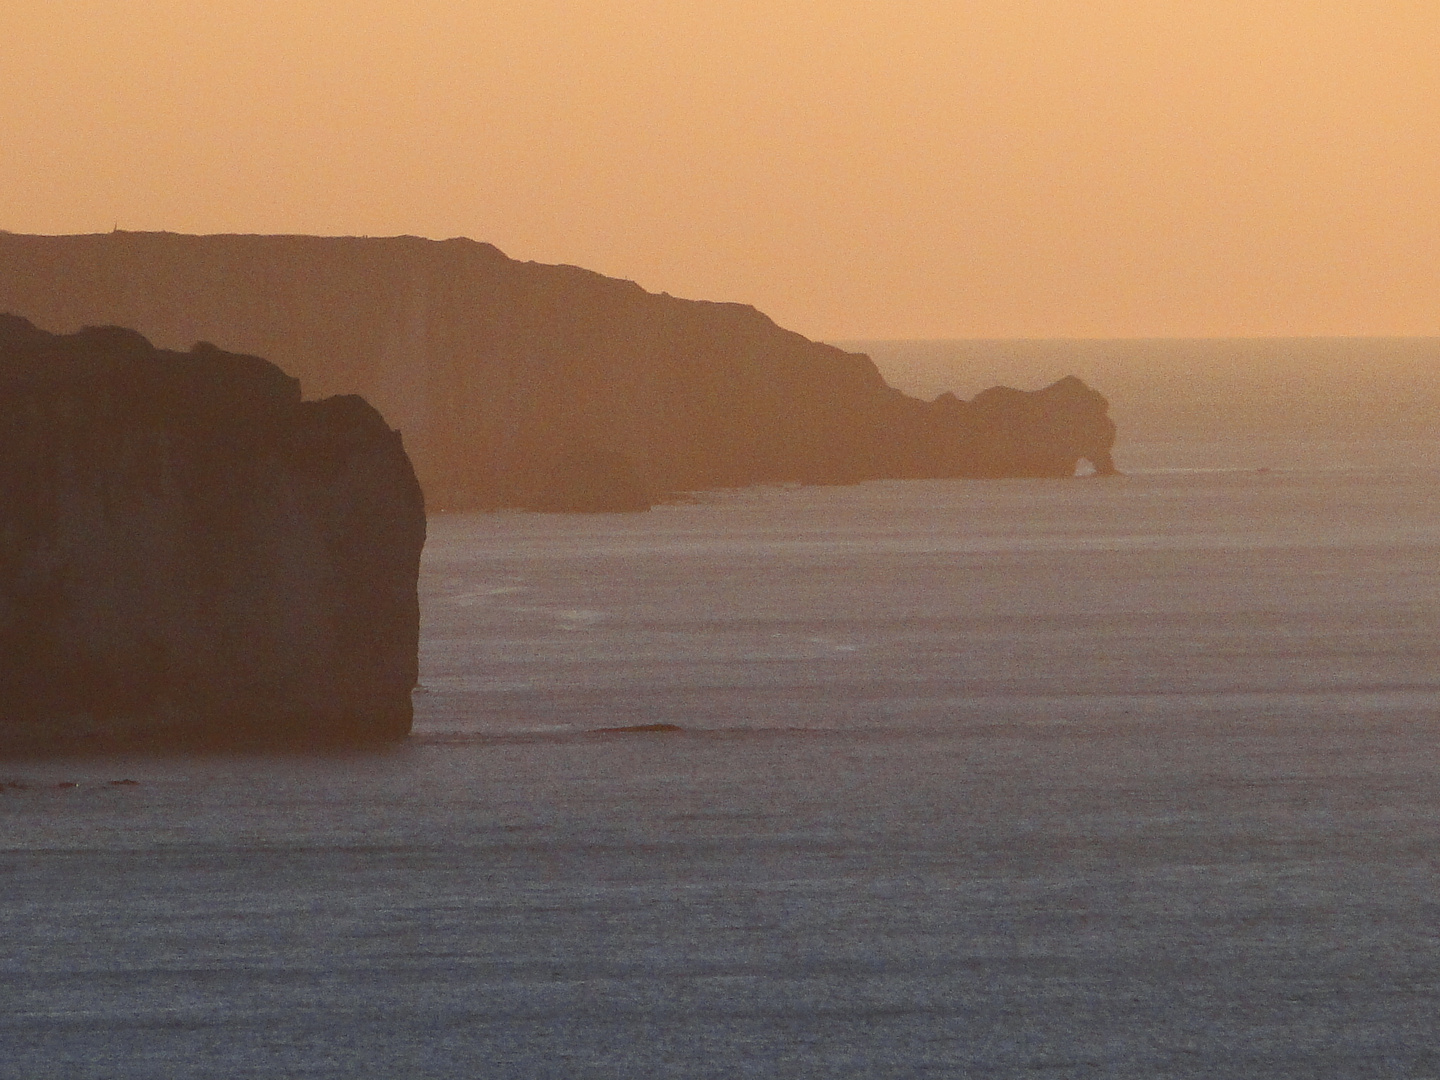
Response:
0,232,1117,511
0,315,426,755
527,445,653,514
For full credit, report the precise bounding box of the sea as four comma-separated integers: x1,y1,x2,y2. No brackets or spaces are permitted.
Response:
4,340,1440,1078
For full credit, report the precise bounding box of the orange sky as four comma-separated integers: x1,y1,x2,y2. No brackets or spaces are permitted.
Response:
3,1,1438,339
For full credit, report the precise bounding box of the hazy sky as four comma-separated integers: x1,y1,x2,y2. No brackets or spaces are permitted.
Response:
3,2,1438,338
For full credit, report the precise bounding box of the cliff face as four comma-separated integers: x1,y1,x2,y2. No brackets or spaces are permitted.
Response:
0,315,426,754
0,232,1117,508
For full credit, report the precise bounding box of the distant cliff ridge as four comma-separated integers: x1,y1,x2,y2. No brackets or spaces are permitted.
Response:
0,315,426,753
0,232,1116,509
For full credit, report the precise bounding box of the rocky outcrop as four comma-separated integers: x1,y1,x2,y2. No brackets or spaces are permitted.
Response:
928,376,1119,478
0,315,426,754
0,232,1118,508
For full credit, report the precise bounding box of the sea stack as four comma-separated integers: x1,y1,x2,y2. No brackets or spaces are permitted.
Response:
0,232,1119,508
0,315,426,753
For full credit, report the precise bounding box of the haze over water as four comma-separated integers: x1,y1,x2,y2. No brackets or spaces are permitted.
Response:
855,337,1440,446
6,348,1440,1075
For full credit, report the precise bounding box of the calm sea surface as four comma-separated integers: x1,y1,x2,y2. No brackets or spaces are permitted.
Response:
4,441,1440,1077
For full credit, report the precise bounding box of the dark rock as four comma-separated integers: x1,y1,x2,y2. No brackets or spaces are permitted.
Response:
0,315,426,754
928,375,1119,478
0,232,1118,504
592,723,685,734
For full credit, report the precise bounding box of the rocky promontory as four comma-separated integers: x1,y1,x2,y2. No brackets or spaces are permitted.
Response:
0,315,426,754
0,232,1117,510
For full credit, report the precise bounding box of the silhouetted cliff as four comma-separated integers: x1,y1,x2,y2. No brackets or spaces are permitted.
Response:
0,232,1116,508
0,315,426,753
